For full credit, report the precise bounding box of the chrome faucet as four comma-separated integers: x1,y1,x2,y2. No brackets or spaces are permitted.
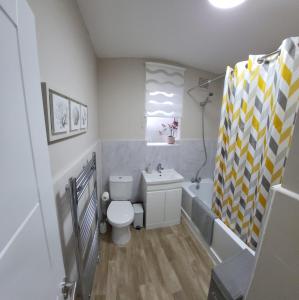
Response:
191,176,202,189
157,163,164,173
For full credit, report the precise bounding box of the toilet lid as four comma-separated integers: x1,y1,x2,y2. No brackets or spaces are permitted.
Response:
107,201,134,225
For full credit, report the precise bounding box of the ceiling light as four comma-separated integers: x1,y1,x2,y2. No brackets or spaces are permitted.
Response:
208,0,247,9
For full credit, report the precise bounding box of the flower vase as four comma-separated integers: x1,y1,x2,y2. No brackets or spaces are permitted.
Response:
167,136,175,144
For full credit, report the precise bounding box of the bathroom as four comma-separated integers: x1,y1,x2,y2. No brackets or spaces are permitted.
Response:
1,0,299,299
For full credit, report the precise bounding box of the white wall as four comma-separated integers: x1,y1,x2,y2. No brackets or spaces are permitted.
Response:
246,115,299,299
246,186,299,299
28,0,100,281
282,118,299,194
98,58,223,140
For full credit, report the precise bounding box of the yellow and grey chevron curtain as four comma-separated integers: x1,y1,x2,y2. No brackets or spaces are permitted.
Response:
213,37,299,249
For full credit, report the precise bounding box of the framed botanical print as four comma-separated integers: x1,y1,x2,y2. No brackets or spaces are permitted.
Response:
80,104,88,130
41,82,88,144
70,100,81,131
50,92,69,134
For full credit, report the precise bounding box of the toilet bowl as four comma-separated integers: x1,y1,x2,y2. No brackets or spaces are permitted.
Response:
107,175,134,245
107,201,134,245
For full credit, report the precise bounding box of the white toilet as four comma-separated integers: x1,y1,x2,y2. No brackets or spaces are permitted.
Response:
107,175,134,245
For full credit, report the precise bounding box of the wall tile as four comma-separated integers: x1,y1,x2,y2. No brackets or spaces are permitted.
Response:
101,139,217,201
101,140,146,201
145,144,180,170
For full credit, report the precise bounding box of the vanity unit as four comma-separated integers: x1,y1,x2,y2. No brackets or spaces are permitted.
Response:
142,169,184,229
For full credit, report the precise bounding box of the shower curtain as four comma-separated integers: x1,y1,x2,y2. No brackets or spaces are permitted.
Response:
212,37,299,249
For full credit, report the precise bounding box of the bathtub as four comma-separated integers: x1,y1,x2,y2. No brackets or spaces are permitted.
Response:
182,179,255,263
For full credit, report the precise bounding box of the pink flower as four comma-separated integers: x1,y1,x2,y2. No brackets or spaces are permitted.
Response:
159,117,179,137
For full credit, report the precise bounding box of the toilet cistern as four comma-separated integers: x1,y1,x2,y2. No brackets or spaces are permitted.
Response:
107,175,134,246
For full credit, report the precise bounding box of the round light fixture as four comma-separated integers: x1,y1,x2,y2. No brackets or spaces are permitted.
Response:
208,0,247,9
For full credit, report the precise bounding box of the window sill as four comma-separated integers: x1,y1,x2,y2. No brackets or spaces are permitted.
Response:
147,142,180,147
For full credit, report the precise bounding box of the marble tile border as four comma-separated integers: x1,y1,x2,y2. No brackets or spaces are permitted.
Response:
100,139,217,201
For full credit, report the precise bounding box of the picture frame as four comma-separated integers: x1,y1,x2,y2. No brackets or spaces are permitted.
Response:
41,82,88,144
70,100,81,131
80,104,88,130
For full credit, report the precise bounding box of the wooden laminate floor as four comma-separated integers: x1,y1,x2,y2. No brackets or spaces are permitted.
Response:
91,217,214,300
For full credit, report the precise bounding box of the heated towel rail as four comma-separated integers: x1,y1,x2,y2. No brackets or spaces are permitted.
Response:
69,152,99,300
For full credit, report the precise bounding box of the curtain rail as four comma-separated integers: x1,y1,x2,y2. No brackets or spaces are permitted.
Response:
189,47,286,93
257,49,281,64
198,73,226,88
187,73,225,96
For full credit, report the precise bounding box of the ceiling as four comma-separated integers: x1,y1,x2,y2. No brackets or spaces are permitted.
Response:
77,0,299,74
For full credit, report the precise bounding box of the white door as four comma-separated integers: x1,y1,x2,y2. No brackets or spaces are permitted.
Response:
146,191,165,228
0,1,65,299
165,189,182,224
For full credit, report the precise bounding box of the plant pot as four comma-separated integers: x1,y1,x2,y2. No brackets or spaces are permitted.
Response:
167,136,175,144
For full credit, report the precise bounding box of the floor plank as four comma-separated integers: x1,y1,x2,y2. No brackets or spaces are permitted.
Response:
91,217,214,300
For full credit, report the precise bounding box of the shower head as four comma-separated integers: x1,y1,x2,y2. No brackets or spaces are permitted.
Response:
199,91,213,107
190,87,213,106
187,85,213,107
197,87,210,100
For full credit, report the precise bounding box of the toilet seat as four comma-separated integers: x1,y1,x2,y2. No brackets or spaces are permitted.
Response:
107,201,134,228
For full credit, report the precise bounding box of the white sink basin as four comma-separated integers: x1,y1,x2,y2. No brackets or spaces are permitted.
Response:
142,169,184,185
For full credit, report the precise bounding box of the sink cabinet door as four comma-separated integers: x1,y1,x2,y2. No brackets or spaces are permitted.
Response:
146,190,165,228
165,188,182,224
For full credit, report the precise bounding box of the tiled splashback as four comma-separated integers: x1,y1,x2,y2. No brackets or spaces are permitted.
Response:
101,139,217,201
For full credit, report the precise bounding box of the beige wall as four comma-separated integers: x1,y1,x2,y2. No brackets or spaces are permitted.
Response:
98,58,223,140
183,66,223,139
28,0,100,280
98,59,145,139
28,0,99,178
